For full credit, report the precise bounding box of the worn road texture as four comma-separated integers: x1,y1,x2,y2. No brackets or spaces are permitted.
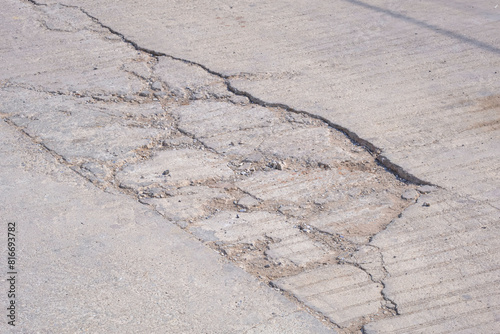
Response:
1,0,499,333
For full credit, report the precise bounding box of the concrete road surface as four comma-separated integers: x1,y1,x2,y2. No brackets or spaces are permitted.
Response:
1,0,499,333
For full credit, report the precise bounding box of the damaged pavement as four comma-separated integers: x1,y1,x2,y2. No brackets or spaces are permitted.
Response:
1,0,499,333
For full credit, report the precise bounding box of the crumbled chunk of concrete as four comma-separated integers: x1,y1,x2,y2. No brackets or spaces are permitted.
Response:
268,160,286,170
139,90,152,97
172,100,277,138
153,91,167,98
151,81,163,91
259,126,362,164
123,95,135,102
401,189,419,201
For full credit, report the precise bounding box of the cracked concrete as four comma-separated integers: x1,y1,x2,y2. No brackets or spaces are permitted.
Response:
2,0,499,333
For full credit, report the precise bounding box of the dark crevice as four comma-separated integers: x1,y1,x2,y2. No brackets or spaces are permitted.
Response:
227,83,434,186
25,0,46,5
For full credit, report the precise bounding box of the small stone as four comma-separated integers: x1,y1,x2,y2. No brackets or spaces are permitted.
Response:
162,170,170,176
422,202,431,207
314,198,328,206
154,91,167,98
123,95,135,102
417,185,437,194
171,87,187,98
151,81,163,91
401,189,419,201
139,90,151,97
318,162,330,169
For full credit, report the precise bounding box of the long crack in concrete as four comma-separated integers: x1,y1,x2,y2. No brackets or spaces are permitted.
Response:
2,1,442,332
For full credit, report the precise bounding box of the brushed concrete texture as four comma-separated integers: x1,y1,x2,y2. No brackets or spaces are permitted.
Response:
46,0,500,195
3,0,500,332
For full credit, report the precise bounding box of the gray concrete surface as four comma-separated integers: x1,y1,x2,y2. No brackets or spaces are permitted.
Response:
1,0,499,333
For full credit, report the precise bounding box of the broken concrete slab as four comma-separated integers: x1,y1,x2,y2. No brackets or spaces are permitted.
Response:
189,211,333,267
257,126,366,166
58,0,499,195
2,93,166,165
172,100,277,137
116,148,234,189
236,167,409,245
172,99,368,167
308,203,400,245
265,232,331,267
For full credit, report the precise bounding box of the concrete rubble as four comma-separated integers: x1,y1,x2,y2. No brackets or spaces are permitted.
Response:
1,0,499,333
